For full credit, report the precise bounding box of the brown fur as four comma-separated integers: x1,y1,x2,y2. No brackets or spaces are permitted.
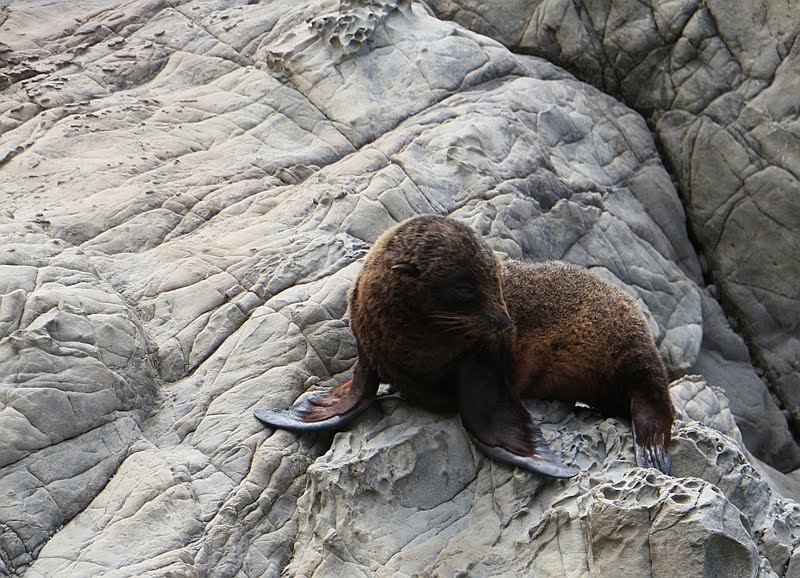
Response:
349,215,509,412
503,261,674,448
349,216,674,454
256,215,675,474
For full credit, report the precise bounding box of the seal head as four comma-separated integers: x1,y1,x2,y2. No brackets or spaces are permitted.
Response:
349,215,511,412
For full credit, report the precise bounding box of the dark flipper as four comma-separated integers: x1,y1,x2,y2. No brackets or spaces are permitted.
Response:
456,354,578,479
254,362,379,431
632,421,672,474
465,423,579,479
631,394,674,474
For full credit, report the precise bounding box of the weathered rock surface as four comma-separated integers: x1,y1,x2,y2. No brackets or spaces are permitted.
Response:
284,377,800,577
0,0,798,576
426,0,800,462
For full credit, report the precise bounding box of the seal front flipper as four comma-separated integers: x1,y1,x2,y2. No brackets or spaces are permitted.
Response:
254,362,379,431
465,421,579,479
456,357,578,479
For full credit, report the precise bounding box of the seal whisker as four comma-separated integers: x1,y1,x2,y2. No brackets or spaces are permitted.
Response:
428,313,467,327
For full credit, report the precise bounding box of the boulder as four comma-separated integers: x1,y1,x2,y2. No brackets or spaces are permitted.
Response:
0,0,797,575
425,0,800,466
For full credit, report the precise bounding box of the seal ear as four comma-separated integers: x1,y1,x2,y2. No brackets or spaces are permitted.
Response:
456,354,578,479
254,361,379,431
391,262,420,276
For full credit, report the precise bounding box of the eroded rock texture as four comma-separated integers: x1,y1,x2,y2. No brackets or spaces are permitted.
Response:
426,0,800,461
0,0,798,576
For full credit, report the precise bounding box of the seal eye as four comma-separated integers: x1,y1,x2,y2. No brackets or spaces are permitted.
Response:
391,262,420,276
447,280,478,308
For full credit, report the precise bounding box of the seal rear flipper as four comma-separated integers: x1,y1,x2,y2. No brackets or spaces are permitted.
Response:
456,356,578,479
631,393,674,474
254,362,379,431
632,421,672,474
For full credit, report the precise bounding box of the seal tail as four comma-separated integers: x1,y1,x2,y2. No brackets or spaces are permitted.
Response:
456,353,578,479
254,362,379,431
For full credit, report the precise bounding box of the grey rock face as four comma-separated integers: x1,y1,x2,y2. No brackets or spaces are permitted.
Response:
285,379,798,577
425,0,800,463
0,224,156,571
0,0,798,576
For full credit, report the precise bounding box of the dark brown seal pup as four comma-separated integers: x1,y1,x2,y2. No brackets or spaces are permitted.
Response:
255,215,675,477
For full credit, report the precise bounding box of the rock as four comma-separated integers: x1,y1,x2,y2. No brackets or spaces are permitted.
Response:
283,377,798,577
0,225,156,571
425,0,800,467
693,294,800,471
581,473,757,578
0,0,798,576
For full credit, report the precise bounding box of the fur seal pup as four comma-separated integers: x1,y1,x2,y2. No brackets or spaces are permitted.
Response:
255,215,675,477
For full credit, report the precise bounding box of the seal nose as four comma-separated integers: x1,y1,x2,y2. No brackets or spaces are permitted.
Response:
492,312,511,332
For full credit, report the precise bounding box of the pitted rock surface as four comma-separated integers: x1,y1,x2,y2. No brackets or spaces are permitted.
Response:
286,379,799,577
0,0,798,576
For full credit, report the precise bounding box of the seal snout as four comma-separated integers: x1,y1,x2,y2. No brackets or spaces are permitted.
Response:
490,311,511,332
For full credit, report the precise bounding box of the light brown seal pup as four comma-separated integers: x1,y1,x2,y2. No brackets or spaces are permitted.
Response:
255,215,675,477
